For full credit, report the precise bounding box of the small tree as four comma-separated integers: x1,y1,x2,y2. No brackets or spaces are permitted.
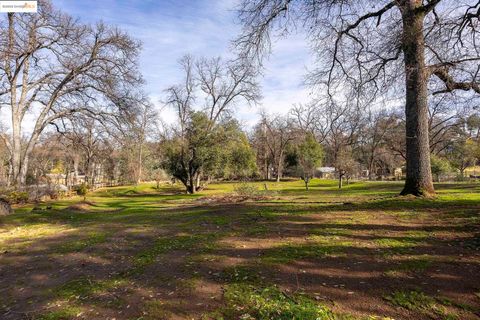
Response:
162,112,218,194
222,133,257,180
297,134,323,191
430,155,452,182
447,139,476,179
162,113,254,194
76,183,89,201
335,147,359,189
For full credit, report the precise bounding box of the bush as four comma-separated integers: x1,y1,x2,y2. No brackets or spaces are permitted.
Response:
75,183,89,200
6,191,29,204
233,183,261,197
47,189,68,200
430,155,452,182
0,197,13,216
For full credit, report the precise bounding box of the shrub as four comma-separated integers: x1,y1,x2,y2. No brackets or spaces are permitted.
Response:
0,197,13,216
233,183,260,197
7,191,29,204
430,155,452,182
75,183,89,200
47,189,67,200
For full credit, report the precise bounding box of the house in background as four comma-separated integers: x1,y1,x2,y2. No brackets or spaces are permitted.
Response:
316,167,336,179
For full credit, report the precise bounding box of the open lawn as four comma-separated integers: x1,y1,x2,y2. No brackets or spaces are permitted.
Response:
0,180,479,320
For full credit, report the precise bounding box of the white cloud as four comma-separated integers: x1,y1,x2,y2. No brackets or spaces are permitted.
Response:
17,0,314,131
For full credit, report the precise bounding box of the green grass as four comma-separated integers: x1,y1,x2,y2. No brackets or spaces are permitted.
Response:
374,238,422,255
53,278,106,300
132,233,219,270
437,296,479,313
219,265,263,284
142,300,174,320
262,241,351,264
219,284,338,320
389,257,433,273
1,180,479,320
384,290,435,311
38,306,83,320
51,277,128,301
385,290,476,319
213,284,393,320
56,231,109,253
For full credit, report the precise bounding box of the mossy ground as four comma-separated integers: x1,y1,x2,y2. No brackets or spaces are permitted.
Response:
0,179,479,319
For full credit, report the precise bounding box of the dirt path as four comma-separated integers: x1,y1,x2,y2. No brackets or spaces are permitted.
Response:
0,197,479,319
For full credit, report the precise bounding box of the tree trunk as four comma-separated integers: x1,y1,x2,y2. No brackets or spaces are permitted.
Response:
276,160,282,182
368,157,375,180
11,112,22,186
65,167,70,187
195,174,201,191
400,4,434,196
338,174,343,189
73,157,79,185
18,154,29,186
188,172,196,194
137,142,143,185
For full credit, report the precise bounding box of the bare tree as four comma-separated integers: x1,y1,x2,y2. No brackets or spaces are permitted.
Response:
236,0,480,196
0,1,142,186
162,55,260,193
113,100,158,184
359,109,399,179
64,117,105,187
260,112,296,182
164,55,196,136
290,102,328,142
428,95,468,155
196,57,261,124
321,101,364,172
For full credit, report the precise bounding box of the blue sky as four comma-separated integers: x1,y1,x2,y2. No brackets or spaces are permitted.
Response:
54,0,313,127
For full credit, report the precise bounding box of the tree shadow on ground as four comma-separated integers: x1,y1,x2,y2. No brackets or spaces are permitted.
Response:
0,189,479,319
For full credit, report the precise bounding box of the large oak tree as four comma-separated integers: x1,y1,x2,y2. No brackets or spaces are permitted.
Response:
0,0,141,186
236,0,480,196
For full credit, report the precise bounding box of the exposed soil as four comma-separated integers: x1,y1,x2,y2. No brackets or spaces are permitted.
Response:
0,190,479,320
